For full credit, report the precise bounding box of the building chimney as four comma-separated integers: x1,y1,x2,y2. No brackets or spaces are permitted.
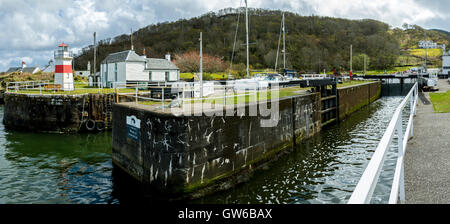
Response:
141,48,147,59
22,61,26,69
165,53,171,61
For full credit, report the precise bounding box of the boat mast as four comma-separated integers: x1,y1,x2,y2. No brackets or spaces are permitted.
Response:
200,32,203,98
283,12,286,71
245,0,249,78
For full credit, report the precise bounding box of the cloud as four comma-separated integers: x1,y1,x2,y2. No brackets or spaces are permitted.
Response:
0,0,449,72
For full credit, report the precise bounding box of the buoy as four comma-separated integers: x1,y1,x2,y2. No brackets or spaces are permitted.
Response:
96,120,106,132
85,119,96,131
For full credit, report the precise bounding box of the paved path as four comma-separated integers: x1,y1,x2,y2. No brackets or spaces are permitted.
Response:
404,79,450,204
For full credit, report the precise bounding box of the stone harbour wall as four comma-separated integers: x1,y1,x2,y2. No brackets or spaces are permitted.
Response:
337,81,381,121
112,92,322,199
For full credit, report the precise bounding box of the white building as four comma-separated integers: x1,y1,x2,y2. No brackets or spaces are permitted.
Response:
442,50,450,76
100,50,179,88
6,61,41,74
418,40,437,49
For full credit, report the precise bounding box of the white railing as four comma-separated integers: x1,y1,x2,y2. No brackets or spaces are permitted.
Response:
112,81,270,111
348,82,418,204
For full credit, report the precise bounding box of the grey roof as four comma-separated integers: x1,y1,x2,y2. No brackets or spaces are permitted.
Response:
23,67,40,73
6,67,40,73
101,50,146,64
6,67,21,73
145,58,178,70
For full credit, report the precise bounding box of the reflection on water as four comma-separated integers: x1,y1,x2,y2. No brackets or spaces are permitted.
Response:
0,95,406,204
0,106,118,204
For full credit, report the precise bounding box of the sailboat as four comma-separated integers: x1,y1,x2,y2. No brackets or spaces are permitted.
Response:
274,12,297,81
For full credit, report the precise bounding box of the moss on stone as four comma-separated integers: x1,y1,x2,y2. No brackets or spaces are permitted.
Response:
181,142,292,195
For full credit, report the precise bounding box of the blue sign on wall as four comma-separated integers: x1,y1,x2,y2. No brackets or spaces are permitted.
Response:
126,115,141,142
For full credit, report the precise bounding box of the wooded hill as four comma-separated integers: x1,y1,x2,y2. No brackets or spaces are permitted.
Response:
73,8,450,74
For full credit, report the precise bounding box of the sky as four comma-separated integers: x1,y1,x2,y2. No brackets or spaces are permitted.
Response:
1,0,450,72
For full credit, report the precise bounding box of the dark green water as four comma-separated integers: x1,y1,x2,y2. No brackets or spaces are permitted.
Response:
193,96,405,204
0,106,119,204
0,96,405,204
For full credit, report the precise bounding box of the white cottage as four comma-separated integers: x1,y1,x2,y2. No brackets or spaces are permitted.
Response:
442,50,450,76
100,50,179,88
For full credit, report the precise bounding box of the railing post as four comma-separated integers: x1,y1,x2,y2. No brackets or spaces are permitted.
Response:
182,84,185,110
396,116,405,204
135,85,138,104
162,86,165,111
410,95,414,137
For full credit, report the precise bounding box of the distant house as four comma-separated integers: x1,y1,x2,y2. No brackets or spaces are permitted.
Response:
6,62,41,74
100,50,179,88
42,60,55,73
442,51,450,76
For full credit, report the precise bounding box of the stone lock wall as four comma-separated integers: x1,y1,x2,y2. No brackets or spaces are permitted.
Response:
337,81,381,121
112,92,321,199
3,93,118,133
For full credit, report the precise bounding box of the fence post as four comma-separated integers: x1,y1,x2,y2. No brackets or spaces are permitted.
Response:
135,85,138,104
396,117,405,204
182,84,185,110
162,86,165,111
410,95,414,137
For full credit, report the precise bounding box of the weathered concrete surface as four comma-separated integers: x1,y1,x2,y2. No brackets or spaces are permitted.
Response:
3,93,119,133
405,79,450,204
112,93,322,199
338,82,381,121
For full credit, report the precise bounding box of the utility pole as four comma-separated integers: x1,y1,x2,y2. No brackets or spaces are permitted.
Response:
364,54,367,75
130,28,134,51
94,32,97,88
200,32,203,98
350,44,353,72
245,0,249,78
424,32,427,73
350,44,353,79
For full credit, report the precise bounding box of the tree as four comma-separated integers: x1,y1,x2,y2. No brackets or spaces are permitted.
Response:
174,51,227,73
352,54,370,71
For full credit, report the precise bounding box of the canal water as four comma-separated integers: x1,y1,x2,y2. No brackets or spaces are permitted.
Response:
0,95,407,204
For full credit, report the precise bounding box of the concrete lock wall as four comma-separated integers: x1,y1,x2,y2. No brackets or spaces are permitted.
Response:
337,82,381,121
2,93,124,133
112,92,321,199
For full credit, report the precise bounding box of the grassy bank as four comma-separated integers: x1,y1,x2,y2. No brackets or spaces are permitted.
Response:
430,91,450,113
138,80,373,106
14,83,135,95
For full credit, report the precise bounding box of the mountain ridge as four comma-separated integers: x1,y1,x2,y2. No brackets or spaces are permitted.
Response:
74,8,450,73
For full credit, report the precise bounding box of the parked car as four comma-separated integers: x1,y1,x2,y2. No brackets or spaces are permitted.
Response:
264,73,286,81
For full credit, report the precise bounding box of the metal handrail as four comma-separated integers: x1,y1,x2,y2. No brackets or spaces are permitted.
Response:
348,82,418,204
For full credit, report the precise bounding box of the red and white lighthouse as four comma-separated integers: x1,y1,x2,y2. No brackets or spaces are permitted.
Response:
54,42,74,91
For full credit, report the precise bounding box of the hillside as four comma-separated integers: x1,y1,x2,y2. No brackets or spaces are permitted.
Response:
73,8,450,74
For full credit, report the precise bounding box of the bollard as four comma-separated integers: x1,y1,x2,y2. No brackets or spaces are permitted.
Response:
115,88,119,103
396,116,405,204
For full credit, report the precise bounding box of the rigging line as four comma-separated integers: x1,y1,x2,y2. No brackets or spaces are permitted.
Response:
229,0,243,78
275,13,283,72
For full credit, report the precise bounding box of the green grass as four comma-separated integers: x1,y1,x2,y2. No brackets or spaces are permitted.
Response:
136,81,373,107
138,101,163,106
430,91,450,113
410,48,442,58
364,66,415,75
338,80,373,88
180,73,228,80
14,86,136,95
